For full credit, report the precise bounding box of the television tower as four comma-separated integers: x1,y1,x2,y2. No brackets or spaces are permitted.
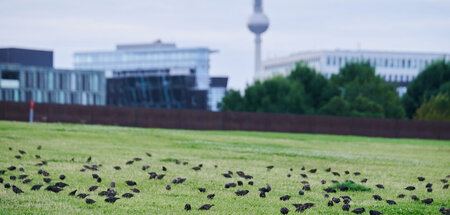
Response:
248,0,269,75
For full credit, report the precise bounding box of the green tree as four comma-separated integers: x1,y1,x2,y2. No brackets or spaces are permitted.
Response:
217,90,245,111
403,60,450,118
414,93,450,121
323,62,405,118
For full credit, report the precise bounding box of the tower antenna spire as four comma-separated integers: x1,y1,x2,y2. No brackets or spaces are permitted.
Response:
248,0,269,77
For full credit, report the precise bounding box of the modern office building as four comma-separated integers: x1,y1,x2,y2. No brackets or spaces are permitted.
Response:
74,40,228,111
0,48,106,105
259,50,450,95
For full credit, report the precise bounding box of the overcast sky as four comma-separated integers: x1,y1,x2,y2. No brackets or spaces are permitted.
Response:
1,0,449,90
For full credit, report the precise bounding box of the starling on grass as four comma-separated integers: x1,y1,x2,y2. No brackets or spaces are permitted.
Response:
373,195,382,201
105,197,119,203
301,166,305,170
114,166,121,170
266,165,274,170
166,185,171,190
19,150,26,154
376,184,384,189
31,184,43,190
354,172,361,176
59,175,65,180
260,192,266,198
342,204,350,211
85,198,96,204
280,195,290,201
157,174,165,180
235,190,249,196
309,169,317,173
321,180,326,184
332,197,340,203
131,188,140,193
35,155,41,159
280,207,289,214
146,152,152,157
126,160,134,165
325,168,331,172
345,171,350,175
142,165,150,171
55,182,68,188
110,182,116,188
397,194,405,198
352,208,365,214
386,200,396,205
192,166,201,171
43,178,51,183
328,200,334,206
332,172,340,176
7,166,16,171
422,198,433,204
237,181,243,186
324,188,336,193
443,184,449,189
42,171,50,176
361,178,368,183
125,180,136,186
69,190,77,196
405,186,415,191
4,183,11,189
14,155,21,159
22,179,32,184
46,185,63,193
9,175,16,180
369,210,382,215
184,204,191,211
19,175,28,180
199,188,206,193
207,194,215,199
12,185,24,194
122,193,134,198
222,173,232,178
411,195,420,201
427,188,433,192
162,166,167,171
418,177,425,181
300,174,308,178
324,193,329,198
89,186,99,192
86,156,91,163
37,145,42,150
426,183,432,188
198,204,214,210
76,193,89,198
248,181,254,185
298,190,304,195
97,177,102,183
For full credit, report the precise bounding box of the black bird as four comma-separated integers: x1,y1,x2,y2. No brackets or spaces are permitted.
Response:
301,166,305,170
183,162,188,165
14,155,21,159
298,190,304,195
142,165,150,171
422,198,433,204
77,193,89,198
411,195,420,201
126,160,134,165
280,195,290,201
8,147,12,151
35,155,41,159
248,181,254,185
130,188,140,193
332,197,340,203
55,182,68,188
19,174,28,180
207,194,215,199
85,198,96,204
184,204,191,211
37,145,42,150
443,184,449,189
321,180,326,184
386,200,396,205
69,190,77,196
105,197,119,203
309,169,317,173
162,166,167,171
166,185,171,190
324,188,337,193
126,180,137,186
12,185,24,194
260,192,266,198
405,186,415,191
373,195,382,201
427,188,433,192
345,171,350,175
332,172,340,176
376,184,384,189
199,188,207,193
86,156,92,163
441,179,448,183
4,183,11,189
156,174,165,180
19,150,26,154
10,176,16,180
133,157,142,161
22,179,31,184
198,204,214,210
46,185,63,193
7,166,16,171
113,166,121,170
97,177,102,183
266,165,274,170
426,183,432,188
418,177,425,181
397,194,405,198
341,196,352,200
98,191,108,196
369,210,382,215
361,178,368,183
192,166,201,171
59,175,65,180
324,194,329,198
237,181,243,186
325,168,331,172
122,193,134,198
110,181,116,187
42,171,50,176
258,184,271,193
31,184,43,190
331,180,339,184
354,172,361,176
328,200,334,206
89,186,99,192
342,204,350,211
338,186,348,191
222,173,232,178
352,208,365,214
0,170,5,175
280,207,289,214
235,190,249,196
300,174,308,178
92,174,99,179
43,178,51,183
146,152,152,157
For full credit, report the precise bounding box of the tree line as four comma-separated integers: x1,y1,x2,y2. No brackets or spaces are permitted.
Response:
219,60,450,121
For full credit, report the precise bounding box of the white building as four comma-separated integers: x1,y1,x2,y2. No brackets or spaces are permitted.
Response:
259,50,450,95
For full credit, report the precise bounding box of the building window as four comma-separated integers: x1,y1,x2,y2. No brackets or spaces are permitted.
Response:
48,72,53,90
36,90,42,103
71,73,76,91
59,73,64,90
408,59,411,68
402,59,405,68
59,91,65,104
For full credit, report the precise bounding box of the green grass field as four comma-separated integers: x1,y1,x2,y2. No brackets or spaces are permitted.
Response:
0,120,449,214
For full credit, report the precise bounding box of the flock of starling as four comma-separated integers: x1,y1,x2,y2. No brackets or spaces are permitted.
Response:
1,145,449,214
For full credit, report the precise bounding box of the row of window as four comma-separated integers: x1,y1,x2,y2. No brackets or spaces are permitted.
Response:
322,73,416,82
74,51,210,64
326,56,432,69
21,71,100,92
76,60,208,71
0,89,104,105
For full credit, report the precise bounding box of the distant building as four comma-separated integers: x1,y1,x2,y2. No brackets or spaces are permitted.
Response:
74,40,228,111
260,50,450,95
0,48,105,105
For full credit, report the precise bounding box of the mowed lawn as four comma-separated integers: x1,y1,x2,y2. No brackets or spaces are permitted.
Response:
0,120,449,215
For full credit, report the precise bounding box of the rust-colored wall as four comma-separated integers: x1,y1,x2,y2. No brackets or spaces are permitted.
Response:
1,101,449,140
